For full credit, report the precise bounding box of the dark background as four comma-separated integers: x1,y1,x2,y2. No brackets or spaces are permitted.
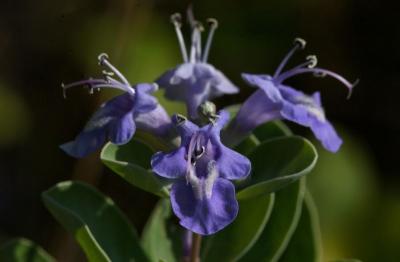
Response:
0,0,399,261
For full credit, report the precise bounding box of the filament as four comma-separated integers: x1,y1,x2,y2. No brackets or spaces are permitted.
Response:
170,13,189,62
98,53,131,88
61,79,129,98
273,37,307,78
202,18,218,62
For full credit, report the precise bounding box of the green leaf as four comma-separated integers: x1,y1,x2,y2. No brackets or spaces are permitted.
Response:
224,104,241,117
237,136,317,200
279,192,323,262
0,238,55,262
201,193,275,262
234,134,260,156
253,120,292,141
42,181,149,262
141,199,177,262
329,258,362,262
101,139,170,198
239,179,306,262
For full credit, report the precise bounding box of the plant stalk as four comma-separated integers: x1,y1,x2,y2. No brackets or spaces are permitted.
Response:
190,233,202,262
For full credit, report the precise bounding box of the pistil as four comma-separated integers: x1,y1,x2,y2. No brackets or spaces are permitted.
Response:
276,67,356,98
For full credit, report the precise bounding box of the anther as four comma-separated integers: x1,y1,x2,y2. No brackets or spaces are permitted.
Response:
294,38,307,50
175,114,187,126
194,21,204,32
61,82,67,99
98,53,109,66
102,70,114,82
170,13,182,27
207,18,218,29
171,12,189,62
274,38,307,78
152,82,159,92
102,70,114,77
194,146,205,159
306,55,318,68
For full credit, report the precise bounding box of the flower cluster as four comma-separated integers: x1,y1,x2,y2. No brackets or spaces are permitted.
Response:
61,12,355,235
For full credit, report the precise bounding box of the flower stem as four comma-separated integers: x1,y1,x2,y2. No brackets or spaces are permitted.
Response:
190,233,202,262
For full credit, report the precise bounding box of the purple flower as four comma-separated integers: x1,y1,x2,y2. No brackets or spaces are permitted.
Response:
151,111,251,235
61,53,171,158
156,12,238,119
229,38,357,152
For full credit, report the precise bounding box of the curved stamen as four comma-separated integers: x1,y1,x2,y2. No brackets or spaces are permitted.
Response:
61,79,128,98
276,67,357,98
98,54,132,92
202,18,218,62
174,114,187,126
273,37,307,78
306,55,318,68
170,13,189,62
276,55,318,80
194,146,205,160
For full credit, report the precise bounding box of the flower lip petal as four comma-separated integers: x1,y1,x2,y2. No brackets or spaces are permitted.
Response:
60,129,106,158
174,63,195,80
215,144,251,180
109,112,136,145
241,73,283,103
171,115,199,144
151,147,187,179
280,94,343,152
170,178,238,235
211,70,239,95
213,110,230,132
241,73,273,86
61,93,137,158
133,84,158,114
310,120,342,152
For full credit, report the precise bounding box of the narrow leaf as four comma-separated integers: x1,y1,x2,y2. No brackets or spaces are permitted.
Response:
0,238,55,262
42,181,149,262
279,192,323,262
237,136,317,200
141,199,177,262
253,120,292,141
101,139,170,197
239,179,306,262
201,193,275,262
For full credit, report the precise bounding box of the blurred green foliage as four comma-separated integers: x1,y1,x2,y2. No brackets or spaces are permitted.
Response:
0,84,31,145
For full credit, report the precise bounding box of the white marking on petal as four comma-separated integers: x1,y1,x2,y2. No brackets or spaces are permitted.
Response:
187,165,202,199
204,161,219,199
84,115,115,131
293,95,326,122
